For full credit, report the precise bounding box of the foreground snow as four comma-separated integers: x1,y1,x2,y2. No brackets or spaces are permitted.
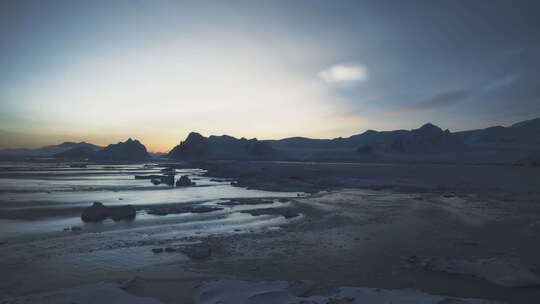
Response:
195,279,501,304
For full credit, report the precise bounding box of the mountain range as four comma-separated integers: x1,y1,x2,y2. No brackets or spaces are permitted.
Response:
0,142,102,157
2,117,539,163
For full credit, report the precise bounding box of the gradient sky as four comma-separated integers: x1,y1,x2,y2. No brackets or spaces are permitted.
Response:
1,0,540,152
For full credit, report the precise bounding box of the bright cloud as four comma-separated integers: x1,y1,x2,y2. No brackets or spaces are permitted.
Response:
318,64,368,83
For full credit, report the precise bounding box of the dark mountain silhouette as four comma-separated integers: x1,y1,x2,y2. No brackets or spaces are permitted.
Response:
54,147,97,159
265,129,408,151
54,138,149,161
266,124,463,154
168,132,276,160
456,118,540,145
95,138,148,161
168,118,540,162
0,141,102,157
390,123,465,153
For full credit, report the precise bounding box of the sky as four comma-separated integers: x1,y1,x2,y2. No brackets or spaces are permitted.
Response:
1,0,540,152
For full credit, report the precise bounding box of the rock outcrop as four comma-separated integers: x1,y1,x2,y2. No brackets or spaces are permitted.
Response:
81,202,136,221
176,175,195,186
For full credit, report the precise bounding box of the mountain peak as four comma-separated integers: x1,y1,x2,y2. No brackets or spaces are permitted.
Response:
185,132,205,142
418,123,442,131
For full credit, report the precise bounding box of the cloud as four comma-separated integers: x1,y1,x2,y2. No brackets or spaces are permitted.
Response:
318,64,368,83
483,74,518,92
415,89,471,109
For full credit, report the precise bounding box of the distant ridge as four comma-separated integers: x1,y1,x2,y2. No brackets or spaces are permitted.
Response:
1,117,539,163
456,117,540,145
54,138,149,161
168,132,276,160
390,123,465,153
0,141,102,157
168,117,539,163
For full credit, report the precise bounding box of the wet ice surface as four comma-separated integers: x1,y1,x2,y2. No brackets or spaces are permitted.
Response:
0,162,299,234
0,162,300,297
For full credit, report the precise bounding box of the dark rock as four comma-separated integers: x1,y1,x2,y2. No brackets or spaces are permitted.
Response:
71,226,82,231
81,202,136,222
152,248,164,253
165,247,176,252
147,205,222,216
176,175,195,186
81,202,109,221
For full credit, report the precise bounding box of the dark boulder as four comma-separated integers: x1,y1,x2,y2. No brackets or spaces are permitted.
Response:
81,202,109,221
108,205,136,220
81,202,136,222
176,175,195,186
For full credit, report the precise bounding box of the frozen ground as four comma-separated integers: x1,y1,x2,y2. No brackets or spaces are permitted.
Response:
1,161,540,303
